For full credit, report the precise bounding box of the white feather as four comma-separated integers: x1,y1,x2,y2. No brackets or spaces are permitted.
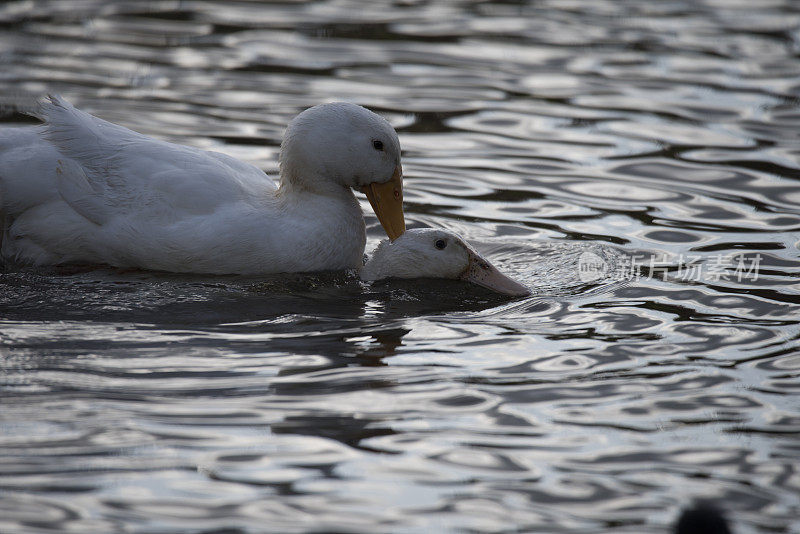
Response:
361,228,470,281
361,228,531,297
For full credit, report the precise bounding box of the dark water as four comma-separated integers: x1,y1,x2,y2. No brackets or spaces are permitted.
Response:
1,1,799,533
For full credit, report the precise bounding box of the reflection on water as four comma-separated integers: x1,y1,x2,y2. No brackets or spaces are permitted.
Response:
1,1,800,532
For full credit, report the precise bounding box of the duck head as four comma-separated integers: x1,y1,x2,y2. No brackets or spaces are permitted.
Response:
361,228,531,297
280,102,405,240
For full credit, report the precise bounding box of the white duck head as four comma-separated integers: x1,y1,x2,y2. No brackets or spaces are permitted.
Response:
279,102,405,240
361,228,531,297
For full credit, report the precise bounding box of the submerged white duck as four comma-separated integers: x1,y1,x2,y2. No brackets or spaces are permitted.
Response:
0,96,405,273
361,228,531,297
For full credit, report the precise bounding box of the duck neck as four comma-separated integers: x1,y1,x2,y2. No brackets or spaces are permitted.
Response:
277,176,359,212
273,171,366,270
277,166,352,198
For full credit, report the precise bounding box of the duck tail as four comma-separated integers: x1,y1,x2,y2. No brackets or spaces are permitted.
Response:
0,93,80,125
0,91,47,120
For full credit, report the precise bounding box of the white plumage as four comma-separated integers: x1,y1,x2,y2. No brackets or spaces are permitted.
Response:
362,228,531,296
0,96,404,274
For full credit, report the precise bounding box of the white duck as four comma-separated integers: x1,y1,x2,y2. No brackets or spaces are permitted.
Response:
361,228,531,297
0,96,405,273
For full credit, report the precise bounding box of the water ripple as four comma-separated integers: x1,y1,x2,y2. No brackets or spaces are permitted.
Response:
2,1,800,533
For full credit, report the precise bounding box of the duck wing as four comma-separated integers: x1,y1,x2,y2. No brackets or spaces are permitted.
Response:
39,95,275,221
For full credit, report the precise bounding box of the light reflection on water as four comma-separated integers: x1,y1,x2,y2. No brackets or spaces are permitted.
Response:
1,1,800,533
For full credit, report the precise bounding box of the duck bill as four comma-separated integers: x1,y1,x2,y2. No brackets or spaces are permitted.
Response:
362,165,405,241
461,251,531,297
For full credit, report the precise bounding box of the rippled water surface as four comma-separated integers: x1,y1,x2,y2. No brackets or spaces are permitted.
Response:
2,1,800,532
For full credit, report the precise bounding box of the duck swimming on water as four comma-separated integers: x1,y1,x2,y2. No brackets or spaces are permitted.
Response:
0,96,405,273
362,228,531,297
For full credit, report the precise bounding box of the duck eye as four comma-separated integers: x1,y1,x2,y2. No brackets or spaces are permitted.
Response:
434,239,447,250
372,139,384,151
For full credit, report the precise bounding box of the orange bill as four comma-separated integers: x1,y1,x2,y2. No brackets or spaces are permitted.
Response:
362,164,405,241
